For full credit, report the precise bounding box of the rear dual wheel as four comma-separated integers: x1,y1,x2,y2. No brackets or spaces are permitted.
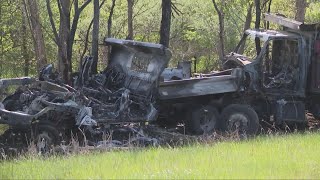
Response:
221,104,259,136
186,105,220,134
187,104,260,136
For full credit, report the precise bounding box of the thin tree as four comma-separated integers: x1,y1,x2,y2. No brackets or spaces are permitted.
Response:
212,0,225,67
25,0,47,73
80,0,106,63
105,0,117,64
238,2,253,54
159,0,172,47
254,0,261,55
91,0,100,74
20,0,30,76
107,0,117,38
127,0,134,40
265,0,272,29
295,0,308,22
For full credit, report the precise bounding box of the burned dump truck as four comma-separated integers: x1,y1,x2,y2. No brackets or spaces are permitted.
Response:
0,38,171,150
1,13,320,152
157,14,320,135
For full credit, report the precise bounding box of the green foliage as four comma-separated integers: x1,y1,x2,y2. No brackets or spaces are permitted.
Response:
306,2,320,23
271,0,296,19
0,1,36,77
0,0,319,77
1,133,320,179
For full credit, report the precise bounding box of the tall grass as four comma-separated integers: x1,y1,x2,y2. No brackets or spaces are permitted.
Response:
1,133,320,179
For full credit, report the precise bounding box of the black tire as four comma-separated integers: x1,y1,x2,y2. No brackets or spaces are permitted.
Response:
186,105,220,135
33,122,61,154
221,104,259,135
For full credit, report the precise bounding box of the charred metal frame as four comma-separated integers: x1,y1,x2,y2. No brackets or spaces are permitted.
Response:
0,38,171,130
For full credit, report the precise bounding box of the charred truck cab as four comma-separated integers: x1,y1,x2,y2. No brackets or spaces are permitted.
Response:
158,14,320,135
237,14,320,128
228,29,309,125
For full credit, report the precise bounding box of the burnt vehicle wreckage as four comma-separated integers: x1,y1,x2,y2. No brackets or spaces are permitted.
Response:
1,14,320,152
0,39,171,152
158,14,320,135
238,14,320,129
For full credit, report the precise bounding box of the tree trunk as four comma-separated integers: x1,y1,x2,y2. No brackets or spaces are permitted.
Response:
80,20,94,63
159,0,172,47
81,0,106,66
107,0,116,38
91,0,100,74
58,0,71,84
46,0,91,84
127,0,134,40
295,0,307,22
238,3,253,54
266,0,272,29
107,0,116,64
244,3,253,33
212,0,225,67
21,1,30,76
26,0,47,73
254,0,261,55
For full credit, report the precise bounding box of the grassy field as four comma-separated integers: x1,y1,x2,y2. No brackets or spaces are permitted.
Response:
1,133,320,179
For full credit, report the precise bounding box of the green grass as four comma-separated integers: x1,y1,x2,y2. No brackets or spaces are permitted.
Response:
1,133,320,179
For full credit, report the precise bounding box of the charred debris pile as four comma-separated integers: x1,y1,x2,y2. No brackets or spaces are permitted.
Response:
0,38,179,155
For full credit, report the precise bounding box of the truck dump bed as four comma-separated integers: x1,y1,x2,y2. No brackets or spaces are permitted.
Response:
158,68,242,100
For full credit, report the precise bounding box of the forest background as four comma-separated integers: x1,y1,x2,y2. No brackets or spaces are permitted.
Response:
0,0,319,82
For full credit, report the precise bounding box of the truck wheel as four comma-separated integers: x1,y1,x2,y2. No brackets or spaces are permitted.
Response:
221,104,259,136
33,122,60,154
186,105,220,135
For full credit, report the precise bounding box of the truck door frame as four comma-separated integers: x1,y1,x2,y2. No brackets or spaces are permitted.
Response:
260,37,306,97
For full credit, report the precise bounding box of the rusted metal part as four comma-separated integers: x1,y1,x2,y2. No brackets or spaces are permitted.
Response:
223,53,252,69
